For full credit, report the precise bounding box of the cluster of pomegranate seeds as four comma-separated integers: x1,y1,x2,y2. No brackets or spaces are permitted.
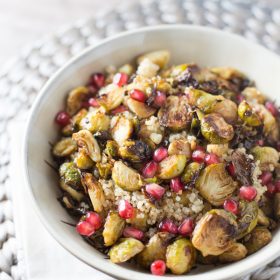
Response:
178,218,194,236
130,89,147,102
170,177,184,193
265,101,279,117
142,161,158,178
204,153,220,165
145,183,165,200
227,162,236,177
259,171,273,185
123,227,144,240
223,199,239,215
90,73,105,89
113,72,128,87
153,147,168,162
76,211,102,237
111,105,128,115
192,149,205,163
150,260,166,276
118,200,134,219
153,91,167,107
159,219,178,234
55,111,71,127
239,186,257,201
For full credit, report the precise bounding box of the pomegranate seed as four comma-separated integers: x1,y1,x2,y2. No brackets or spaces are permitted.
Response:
192,150,205,163
76,221,95,236
88,98,100,107
256,139,264,146
123,227,144,240
259,171,273,185
55,111,70,127
236,94,245,104
151,260,166,276
178,218,194,236
142,161,158,178
159,219,178,234
153,91,166,107
205,153,220,165
90,73,105,88
130,89,147,102
239,186,257,201
85,212,102,230
227,163,236,177
266,182,276,196
170,177,184,193
153,147,168,162
111,105,128,115
113,72,128,87
146,183,165,200
195,145,205,152
275,180,280,193
118,200,134,219
223,199,239,215
265,101,279,117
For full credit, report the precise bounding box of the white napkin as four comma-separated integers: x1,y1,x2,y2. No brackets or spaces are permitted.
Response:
8,122,115,280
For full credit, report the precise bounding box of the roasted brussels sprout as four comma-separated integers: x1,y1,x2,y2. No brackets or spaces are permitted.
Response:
72,130,101,162
244,227,272,255
181,162,202,184
260,195,274,218
97,86,125,111
127,98,156,119
96,161,113,179
196,163,237,206
168,139,191,158
206,143,228,157
59,180,84,202
119,140,152,162
211,99,238,124
112,161,143,191
137,50,170,68
158,155,187,180
236,200,258,239
127,210,148,231
158,95,192,131
218,243,247,263
103,211,125,246
81,173,105,213
74,150,94,170
59,162,81,187
111,116,133,146
137,232,173,268
273,193,280,220
104,140,119,158
211,67,245,80
53,138,77,157
166,239,196,275
257,208,270,227
109,238,144,263
200,113,234,144
66,86,89,115
197,253,218,265
242,87,265,104
251,146,279,171
192,209,238,256
238,100,262,127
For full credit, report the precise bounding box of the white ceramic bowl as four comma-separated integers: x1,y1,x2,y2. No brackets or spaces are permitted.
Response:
23,25,280,280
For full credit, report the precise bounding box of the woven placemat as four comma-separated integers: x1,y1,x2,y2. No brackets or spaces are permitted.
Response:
1,0,280,279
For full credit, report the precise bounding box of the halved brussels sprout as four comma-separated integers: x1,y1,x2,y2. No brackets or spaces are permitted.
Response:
97,86,125,111
127,98,156,119
218,243,247,263
251,146,279,171
109,238,144,263
242,87,265,104
181,162,202,184
127,210,148,230
201,113,234,144
59,162,81,187
119,140,152,162
137,50,170,68
166,239,196,275
206,143,228,157
192,209,238,256
257,208,270,227
74,150,94,170
158,155,187,180
158,95,192,131
244,227,272,255
273,193,280,220
53,138,77,157
81,173,105,213
103,211,125,246
196,163,237,206
66,86,89,115
96,161,113,179
72,130,101,162
112,161,143,191
59,180,84,202
168,139,191,158
137,232,173,268
210,67,245,80
238,100,262,127
72,108,88,129
211,99,238,124
104,140,119,158
111,116,133,146
236,200,258,239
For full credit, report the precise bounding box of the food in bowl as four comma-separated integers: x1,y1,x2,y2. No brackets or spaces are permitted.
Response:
52,50,280,275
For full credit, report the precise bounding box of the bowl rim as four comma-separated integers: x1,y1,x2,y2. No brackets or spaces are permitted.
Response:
23,24,280,280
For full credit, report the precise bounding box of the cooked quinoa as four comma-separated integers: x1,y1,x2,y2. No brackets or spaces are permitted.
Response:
52,50,280,276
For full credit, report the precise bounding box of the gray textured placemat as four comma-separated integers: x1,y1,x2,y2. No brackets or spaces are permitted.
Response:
1,0,280,279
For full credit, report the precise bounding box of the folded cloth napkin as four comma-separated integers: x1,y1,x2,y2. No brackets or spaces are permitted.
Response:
8,122,115,280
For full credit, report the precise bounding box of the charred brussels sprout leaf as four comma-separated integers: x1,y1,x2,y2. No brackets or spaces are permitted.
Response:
96,162,113,179
59,180,84,202
59,162,81,187
168,139,191,158
104,140,119,158
218,243,247,263
74,150,94,170
181,162,202,185
127,98,156,119
53,138,77,157
238,100,262,127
